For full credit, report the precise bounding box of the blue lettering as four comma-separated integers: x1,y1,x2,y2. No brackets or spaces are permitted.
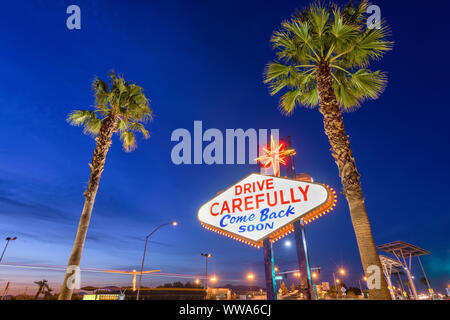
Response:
220,215,231,227
265,222,274,230
260,208,269,222
285,205,295,217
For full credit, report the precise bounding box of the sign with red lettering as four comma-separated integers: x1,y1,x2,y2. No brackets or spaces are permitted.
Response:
198,173,336,247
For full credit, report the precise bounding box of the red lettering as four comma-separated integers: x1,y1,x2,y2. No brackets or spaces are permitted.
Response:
279,190,290,205
232,198,242,213
244,183,251,194
290,188,301,203
220,201,231,215
256,180,265,191
235,185,242,196
255,193,264,209
210,202,220,216
298,185,309,201
267,192,277,206
266,178,274,190
244,196,254,210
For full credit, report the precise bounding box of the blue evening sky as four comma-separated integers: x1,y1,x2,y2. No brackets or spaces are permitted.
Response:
0,0,448,293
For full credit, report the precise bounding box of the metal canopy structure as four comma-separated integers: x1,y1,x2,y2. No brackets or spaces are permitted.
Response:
379,255,401,299
378,241,430,300
377,241,430,257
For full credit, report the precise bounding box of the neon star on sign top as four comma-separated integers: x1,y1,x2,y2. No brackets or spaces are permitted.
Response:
198,173,337,247
255,135,296,177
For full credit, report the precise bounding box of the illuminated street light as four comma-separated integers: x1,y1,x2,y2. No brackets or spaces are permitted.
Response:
333,268,346,299
312,272,318,279
210,276,217,282
194,279,200,285
285,240,292,247
247,273,255,294
137,222,177,300
201,253,213,290
274,266,279,272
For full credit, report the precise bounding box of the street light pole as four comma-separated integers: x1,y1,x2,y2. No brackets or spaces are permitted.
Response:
0,237,17,264
201,253,212,290
247,273,255,295
333,272,338,299
136,222,177,300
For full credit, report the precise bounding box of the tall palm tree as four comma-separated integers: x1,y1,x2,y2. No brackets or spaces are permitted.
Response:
58,71,152,300
264,1,392,299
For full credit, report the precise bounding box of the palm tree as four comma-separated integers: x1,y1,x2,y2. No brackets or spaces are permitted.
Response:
264,1,392,299
58,71,152,300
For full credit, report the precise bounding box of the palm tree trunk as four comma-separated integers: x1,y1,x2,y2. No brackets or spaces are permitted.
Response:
58,114,118,300
315,61,391,300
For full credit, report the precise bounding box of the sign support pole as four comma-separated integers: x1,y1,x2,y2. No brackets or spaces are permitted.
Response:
263,238,277,300
293,220,313,300
284,136,313,300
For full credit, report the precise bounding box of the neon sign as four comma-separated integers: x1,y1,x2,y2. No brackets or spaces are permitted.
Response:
198,173,336,247
255,135,295,177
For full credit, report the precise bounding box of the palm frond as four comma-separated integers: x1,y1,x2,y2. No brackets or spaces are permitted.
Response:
120,130,136,152
67,110,102,136
279,89,302,115
308,3,330,38
333,68,387,110
129,122,150,139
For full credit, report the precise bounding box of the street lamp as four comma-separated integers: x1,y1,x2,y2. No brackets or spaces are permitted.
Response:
0,237,17,263
201,253,212,290
136,221,177,300
333,268,346,299
247,273,255,294
333,274,340,299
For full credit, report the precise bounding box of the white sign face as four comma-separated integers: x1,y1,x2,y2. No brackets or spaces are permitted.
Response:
198,173,330,243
